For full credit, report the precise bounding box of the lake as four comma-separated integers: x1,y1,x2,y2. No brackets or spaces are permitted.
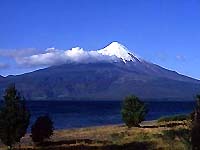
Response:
26,101,195,130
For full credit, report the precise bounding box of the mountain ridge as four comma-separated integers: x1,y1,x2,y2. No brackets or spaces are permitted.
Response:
0,62,199,101
0,42,199,101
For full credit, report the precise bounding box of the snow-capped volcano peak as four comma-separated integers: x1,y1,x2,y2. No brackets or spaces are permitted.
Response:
98,42,137,63
19,42,141,67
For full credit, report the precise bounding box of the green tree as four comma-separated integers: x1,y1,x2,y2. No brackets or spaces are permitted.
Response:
0,84,30,150
31,115,54,144
191,95,200,150
121,95,148,127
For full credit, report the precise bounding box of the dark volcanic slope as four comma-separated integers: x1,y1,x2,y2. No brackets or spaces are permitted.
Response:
0,61,199,101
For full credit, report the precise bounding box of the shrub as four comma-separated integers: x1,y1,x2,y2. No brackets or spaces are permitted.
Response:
31,115,54,144
162,129,191,149
191,95,200,150
121,95,148,127
157,114,189,123
0,84,30,150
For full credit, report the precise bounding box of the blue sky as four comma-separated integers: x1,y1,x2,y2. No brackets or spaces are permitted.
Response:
0,0,200,79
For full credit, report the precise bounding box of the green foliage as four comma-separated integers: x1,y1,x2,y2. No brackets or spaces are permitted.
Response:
31,115,54,144
162,129,191,149
0,84,30,149
191,95,200,150
121,95,148,127
157,114,189,123
110,132,125,144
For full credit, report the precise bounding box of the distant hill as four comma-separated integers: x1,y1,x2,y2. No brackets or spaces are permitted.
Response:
0,75,4,81
0,42,199,101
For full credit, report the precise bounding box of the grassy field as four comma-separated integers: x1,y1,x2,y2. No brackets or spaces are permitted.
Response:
0,119,191,150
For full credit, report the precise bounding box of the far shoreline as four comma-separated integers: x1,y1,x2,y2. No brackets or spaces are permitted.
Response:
5,99,196,102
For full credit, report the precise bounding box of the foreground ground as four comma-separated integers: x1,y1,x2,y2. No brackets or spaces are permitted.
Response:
0,120,191,150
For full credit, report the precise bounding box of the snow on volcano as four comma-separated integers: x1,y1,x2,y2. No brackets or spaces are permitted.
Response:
98,42,138,63
18,42,139,67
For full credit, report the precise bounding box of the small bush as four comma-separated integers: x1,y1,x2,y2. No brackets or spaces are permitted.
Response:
157,114,189,123
121,95,148,127
162,129,191,149
31,115,54,144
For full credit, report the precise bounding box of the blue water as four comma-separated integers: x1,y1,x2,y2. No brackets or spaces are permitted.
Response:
26,101,195,130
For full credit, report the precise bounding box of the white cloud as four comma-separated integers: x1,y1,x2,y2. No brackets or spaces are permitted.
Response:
0,63,9,69
1,42,134,68
17,50,65,67
16,47,119,68
0,48,40,58
176,55,186,61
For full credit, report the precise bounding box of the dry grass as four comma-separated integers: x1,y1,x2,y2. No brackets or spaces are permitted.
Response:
0,120,191,150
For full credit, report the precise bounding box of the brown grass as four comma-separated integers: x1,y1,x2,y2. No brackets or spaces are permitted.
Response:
0,120,191,150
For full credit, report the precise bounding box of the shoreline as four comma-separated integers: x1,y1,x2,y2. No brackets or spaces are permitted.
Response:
54,120,158,132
